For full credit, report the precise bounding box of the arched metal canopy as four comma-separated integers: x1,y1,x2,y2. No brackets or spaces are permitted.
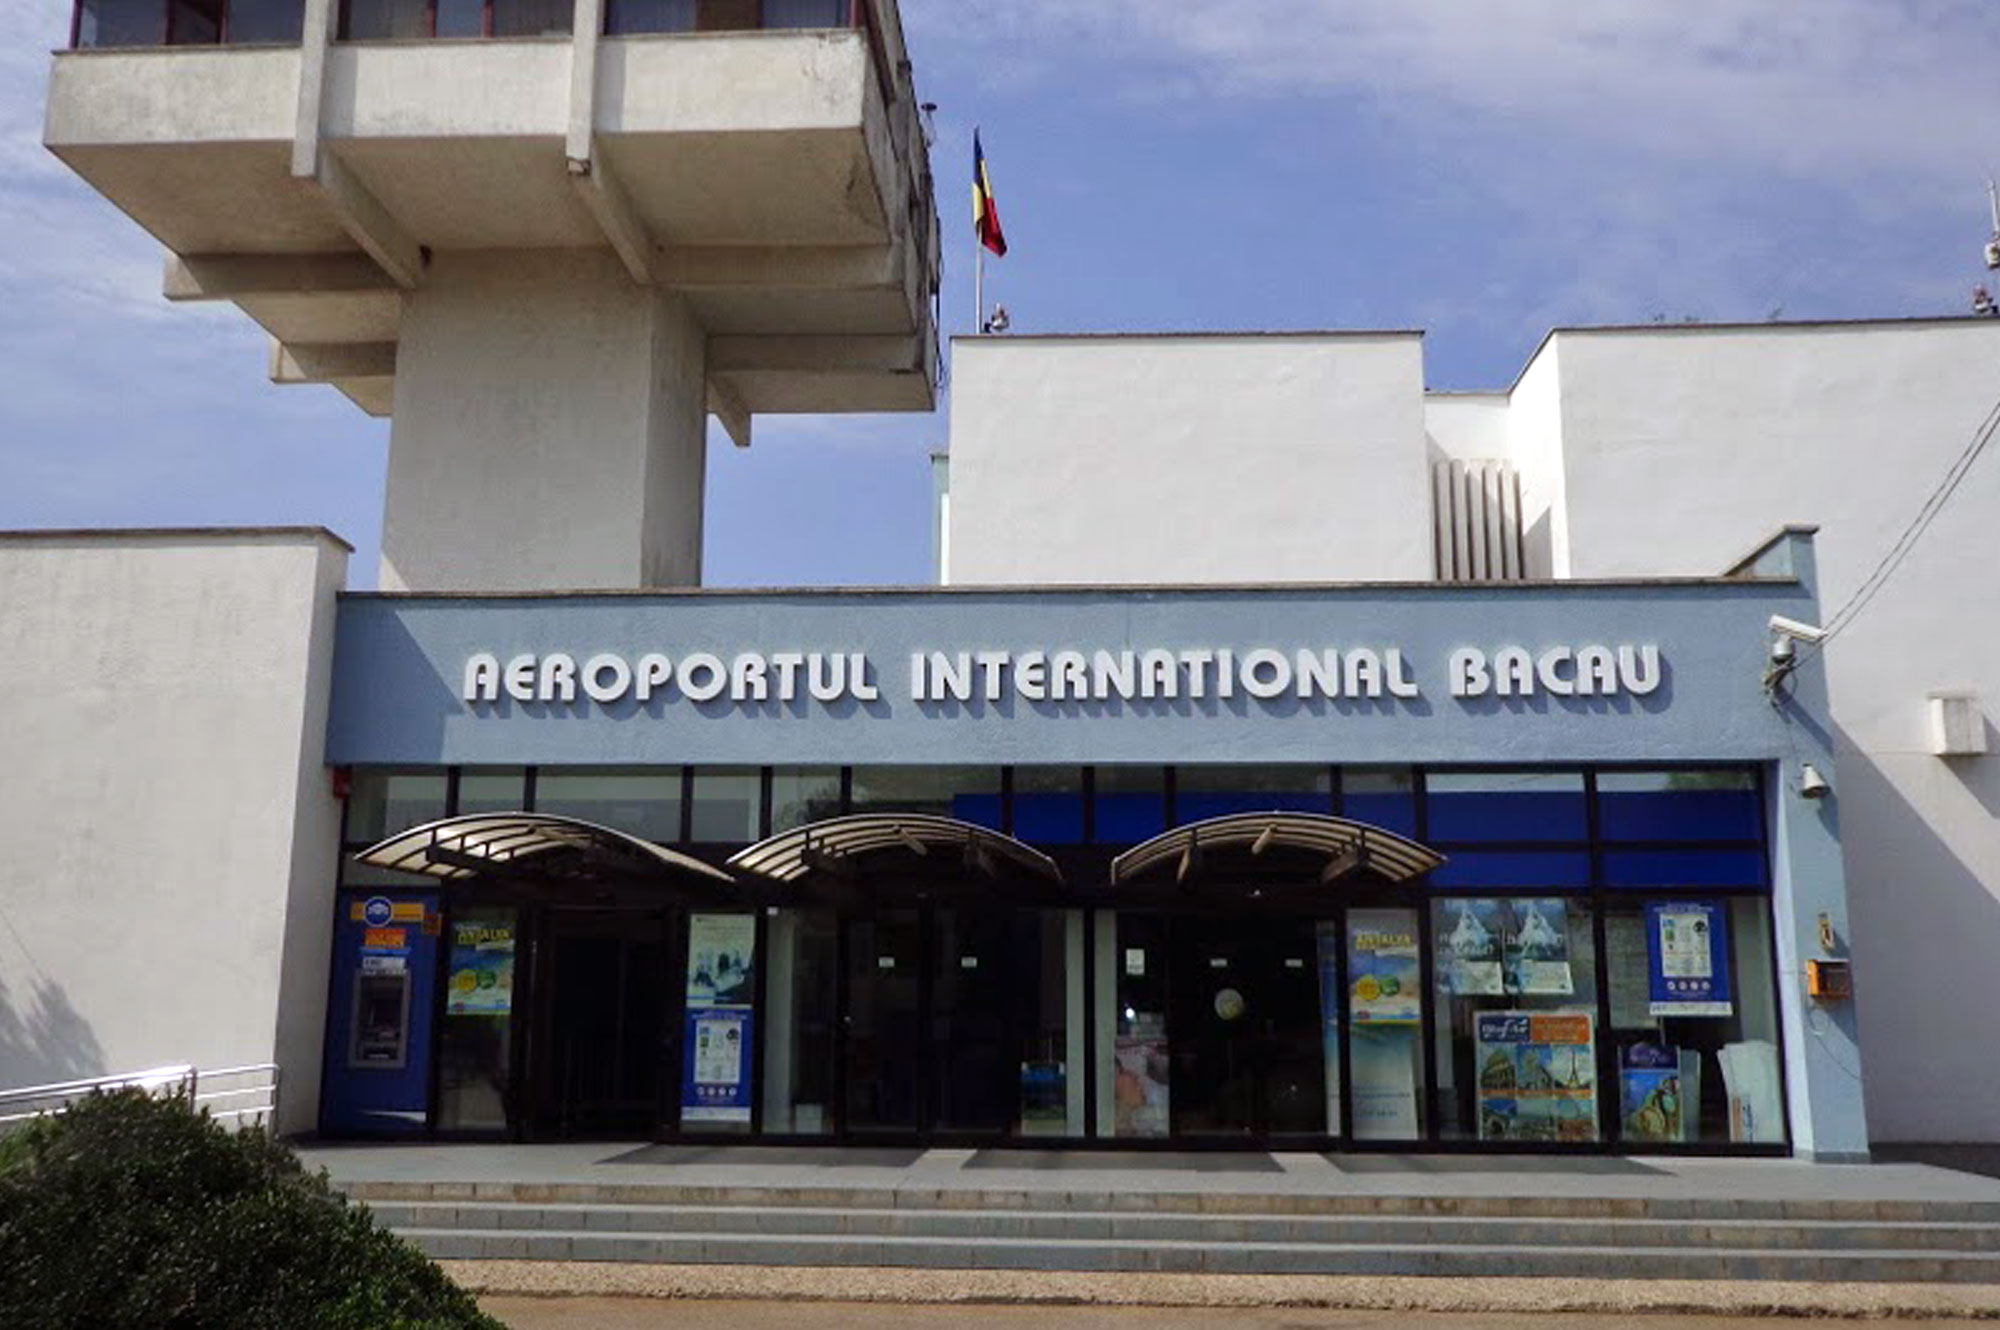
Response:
1110,812,1445,887
728,813,1063,886
354,813,736,886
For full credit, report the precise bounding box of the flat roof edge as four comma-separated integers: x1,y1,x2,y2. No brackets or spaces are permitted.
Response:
950,329,1426,345
0,525,356,554
341,573,1802,603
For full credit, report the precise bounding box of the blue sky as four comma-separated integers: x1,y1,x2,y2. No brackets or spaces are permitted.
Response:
3,1,1997,587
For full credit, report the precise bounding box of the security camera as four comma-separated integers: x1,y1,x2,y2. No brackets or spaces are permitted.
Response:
1799,763,1831,800
1769,614,1827,644
1986,238,2000,271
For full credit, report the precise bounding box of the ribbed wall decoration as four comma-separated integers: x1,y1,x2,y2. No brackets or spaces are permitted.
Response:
1432,459,1525,581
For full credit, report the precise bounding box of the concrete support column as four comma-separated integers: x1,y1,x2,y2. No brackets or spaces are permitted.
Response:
379,250,707,592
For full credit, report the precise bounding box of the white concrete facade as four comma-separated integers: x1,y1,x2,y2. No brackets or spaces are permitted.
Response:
0,530,347,1135
944,315,2000,1144
946,333,1433,586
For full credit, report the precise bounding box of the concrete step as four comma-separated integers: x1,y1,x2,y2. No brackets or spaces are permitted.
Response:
395,1226,2000,1281
364,1199,2000,1253
341,1180,2000,1225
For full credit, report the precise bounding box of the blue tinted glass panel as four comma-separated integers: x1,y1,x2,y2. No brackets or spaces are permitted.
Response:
949,793,1004,831
1427,790,1587,842
1095,794,1165,843
1177,789,1328,821
1344,792,1416,836
1428,851,1591,889
1598,789,1761,842
1603,849,1768,889
1013,793,1083,843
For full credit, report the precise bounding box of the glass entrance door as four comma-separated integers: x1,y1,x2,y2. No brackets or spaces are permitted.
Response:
842,909,922,1134
532,908,667,1137
932,909,1032,1134
1167,915,1331,1138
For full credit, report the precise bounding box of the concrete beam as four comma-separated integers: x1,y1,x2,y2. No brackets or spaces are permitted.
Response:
568,149,659,287
707,377,753,450
708,334,923,374
165,253,399,302
310,152,424,290
656,246,899,292
269,340,399,384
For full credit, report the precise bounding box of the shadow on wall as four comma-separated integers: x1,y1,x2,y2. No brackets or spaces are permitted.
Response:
1838,738,2000,1145
0,971,107,1092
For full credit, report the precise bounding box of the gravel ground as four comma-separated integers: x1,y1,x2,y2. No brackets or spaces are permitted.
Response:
442,1262,2000,1319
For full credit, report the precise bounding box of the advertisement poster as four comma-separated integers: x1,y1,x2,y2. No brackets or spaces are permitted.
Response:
1437,899,1505,996
1619,1042,1684,1143
1348,910,1422,1024
1113,1012,1170,1137
1475,1011,1597,1142
445,921,515,1016
682,913,757,1124
686,913,757,1006
681,1008,754,1122
1506,898,1575,996
1349,1026,1420,1139
1647,901,1733,1016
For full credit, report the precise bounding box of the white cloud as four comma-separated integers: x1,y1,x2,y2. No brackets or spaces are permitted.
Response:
910,1,2000,201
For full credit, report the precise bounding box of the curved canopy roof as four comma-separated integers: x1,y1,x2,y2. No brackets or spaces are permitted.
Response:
1109,812,1444,887
354,813,736,886
728,813,1063,886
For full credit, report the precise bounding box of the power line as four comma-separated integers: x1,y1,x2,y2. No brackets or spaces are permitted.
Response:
1797,388,2000,662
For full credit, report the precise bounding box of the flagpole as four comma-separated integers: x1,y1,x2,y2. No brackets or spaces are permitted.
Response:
975,241,985,335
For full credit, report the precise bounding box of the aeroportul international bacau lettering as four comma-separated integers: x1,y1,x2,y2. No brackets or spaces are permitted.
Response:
461,645,1664,709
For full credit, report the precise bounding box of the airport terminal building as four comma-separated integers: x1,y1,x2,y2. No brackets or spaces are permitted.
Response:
8,0,2000,1165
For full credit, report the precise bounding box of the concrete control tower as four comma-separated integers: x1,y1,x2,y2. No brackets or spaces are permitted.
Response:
44,0,939,590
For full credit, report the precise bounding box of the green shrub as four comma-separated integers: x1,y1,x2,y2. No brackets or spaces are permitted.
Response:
0,1089,503,1330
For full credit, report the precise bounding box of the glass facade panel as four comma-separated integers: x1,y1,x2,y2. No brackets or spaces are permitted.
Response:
1341,767,1416,836
1602,849,1767,889
760,909,835,1134
76,0,165,46
850,766,1002,827
603,0,694,31
1175,765,1331,822
1597,769,1761,842
1432,899,1600,1142
225,0,303,41
762,0,847,26
1094,766,1165,843
492,0,570,32
534,769,683,842
437,906,517,1132
433,0,481,35
167,0,223,42
931,908,1078,1135
1426,770,1588,842
770,766,841,833
689,767,760,842
346,769,448,843
341,0,427,37
456,767,526,816
1603,897,1786,1145
1428,850,1592,889
1013,766,1084,843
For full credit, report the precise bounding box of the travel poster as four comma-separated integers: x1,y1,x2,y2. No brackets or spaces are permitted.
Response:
1475,1011,1597,1143
1347,910,1421,1024
682,913,757,1124
1619,1042,1684,1143
1647,901,1733,1016
1437,899,1505,996
686,912,757,1006
1349,1025,1420,1140
1505,898,1575,996
445,920,514,1016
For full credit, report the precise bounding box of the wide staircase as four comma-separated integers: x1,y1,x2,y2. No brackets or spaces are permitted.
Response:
348,1173,2000,1282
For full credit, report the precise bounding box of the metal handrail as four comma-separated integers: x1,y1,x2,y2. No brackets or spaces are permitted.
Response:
0,1062,279,1130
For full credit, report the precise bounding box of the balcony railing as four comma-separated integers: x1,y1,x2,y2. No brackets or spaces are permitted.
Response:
71,0,868,48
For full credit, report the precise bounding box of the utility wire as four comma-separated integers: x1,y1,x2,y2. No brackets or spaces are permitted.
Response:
1795,388,2000,663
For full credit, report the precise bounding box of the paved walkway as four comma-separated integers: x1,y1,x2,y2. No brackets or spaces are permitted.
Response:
300,1141,2000,1208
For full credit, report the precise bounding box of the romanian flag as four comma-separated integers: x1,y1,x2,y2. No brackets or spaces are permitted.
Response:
973,131,1007,257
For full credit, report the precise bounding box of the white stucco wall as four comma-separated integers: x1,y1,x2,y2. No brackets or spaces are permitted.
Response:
1424,393,1510,462
1542,319,2000,1142
0,530,346,1134
946,333,1432,585
380,249,708,592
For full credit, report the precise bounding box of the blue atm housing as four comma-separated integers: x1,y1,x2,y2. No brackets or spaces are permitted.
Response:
322,891,440,1135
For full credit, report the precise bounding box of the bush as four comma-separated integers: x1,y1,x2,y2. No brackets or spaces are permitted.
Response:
0,1089,503,1330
